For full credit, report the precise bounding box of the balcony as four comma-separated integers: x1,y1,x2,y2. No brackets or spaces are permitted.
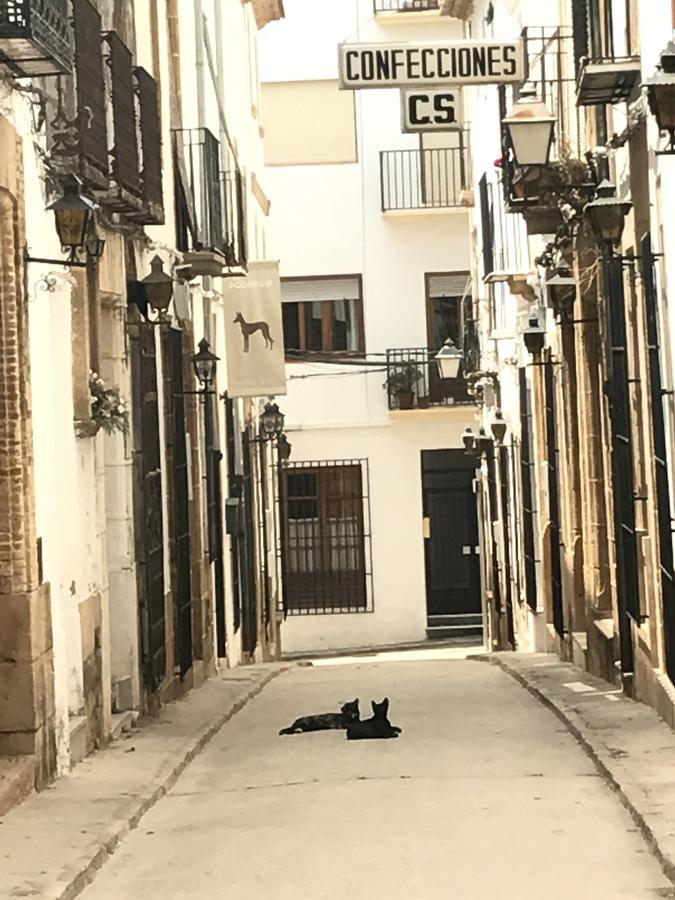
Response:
374,0,439,11
173,127,247,276
478,170,530,279
0,0,73,76
380,147,468,213
385,348,474,411
576,56,641,106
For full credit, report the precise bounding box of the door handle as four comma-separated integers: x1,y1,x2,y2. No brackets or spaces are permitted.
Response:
423,516,431,539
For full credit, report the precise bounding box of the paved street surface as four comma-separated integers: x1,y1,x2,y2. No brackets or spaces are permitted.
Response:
80,651,671,900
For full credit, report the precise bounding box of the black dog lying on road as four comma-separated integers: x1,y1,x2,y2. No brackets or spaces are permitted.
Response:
279,699,360,735
346,698,401,740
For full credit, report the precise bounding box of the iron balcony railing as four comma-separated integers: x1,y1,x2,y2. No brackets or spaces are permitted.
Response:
380,147,467,212
374,0,439,11
478,170,530,278
0,0,73,76
173,127,246,268
385,348,474,411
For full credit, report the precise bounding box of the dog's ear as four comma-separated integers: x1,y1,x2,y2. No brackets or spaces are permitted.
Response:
371,700,377,713
382,697,389,712
353,699,359,706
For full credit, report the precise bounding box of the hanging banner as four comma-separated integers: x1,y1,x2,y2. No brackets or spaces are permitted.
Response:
338,40,524,89
223,260,287,398
401,87,464,132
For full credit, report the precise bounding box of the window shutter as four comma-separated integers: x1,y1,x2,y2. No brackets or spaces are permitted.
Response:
72,0,108,175
105,31,140,195
134,66,163,212
571,0,589,74
428,274,470,297
281,277,361,304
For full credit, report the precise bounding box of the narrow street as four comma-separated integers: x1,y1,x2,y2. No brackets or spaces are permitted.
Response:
79,652,670,900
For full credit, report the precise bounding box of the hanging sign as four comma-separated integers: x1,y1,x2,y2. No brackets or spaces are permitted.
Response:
338,40,524,89
401,87,464,132
223,260,287,398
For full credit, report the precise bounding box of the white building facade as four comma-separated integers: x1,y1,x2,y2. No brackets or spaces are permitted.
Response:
260,0,481,655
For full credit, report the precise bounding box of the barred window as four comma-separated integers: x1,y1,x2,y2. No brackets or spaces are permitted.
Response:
280,460,373,615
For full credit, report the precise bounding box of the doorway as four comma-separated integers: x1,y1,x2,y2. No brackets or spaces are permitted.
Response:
421,449,482,639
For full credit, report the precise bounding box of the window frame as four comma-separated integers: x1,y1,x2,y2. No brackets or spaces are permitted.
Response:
281,274,366,360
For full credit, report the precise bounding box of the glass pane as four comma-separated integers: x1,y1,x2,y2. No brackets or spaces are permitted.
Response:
431,296,460,348
331,299,360,352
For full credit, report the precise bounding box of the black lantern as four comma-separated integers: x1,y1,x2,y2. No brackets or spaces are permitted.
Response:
547,266,577,313
476,427,493,454
645,41,675,154
462,427,477,455
142,255,174,322
583,180,632,246
491,410,508,445
192,338,219,391
47,175,98,261
523,308,547,356
434,339,463,380
277,433,292,461
260,402,285,440
502,98,556,167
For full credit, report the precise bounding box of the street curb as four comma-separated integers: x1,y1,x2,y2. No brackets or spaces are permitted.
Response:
471,654,675,888
58,666,290,900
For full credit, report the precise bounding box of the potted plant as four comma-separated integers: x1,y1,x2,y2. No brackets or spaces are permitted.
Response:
385,362,423,410
89,371,129,436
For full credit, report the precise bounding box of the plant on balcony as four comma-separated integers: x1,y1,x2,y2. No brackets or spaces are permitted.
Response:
509,149,596,216
385,362,423,410
89,371,129,435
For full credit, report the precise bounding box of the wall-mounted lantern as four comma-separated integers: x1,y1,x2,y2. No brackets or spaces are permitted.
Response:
192,338,219,392
142,255,174,323
547,266,577,313
645,41,675,155
259,401,285,441
277,432,292,461
490,410,507,445
434,339,464,380
27,174,101,268
583,180,632,247
523,307,547,356
502,98,556,167
462,427,477,455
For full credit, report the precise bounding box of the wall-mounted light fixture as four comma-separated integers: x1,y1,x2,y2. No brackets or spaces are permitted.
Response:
490,410,508,445
434,339,464,380
259,401,285,441
26,174,102,268
583,180,631,247
523,307,547,356
192,338,219,393
142,255,174,324
547,266,577,314
502,98,556,167
645,41,675,155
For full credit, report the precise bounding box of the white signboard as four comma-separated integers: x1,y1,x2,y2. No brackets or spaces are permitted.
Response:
338,40,524,89
223,260,287,398
401,87,464,132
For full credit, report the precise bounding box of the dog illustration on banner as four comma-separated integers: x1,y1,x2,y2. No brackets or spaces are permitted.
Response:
234,312,275,352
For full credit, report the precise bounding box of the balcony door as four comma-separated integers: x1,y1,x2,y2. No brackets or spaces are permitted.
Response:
425,272,469,404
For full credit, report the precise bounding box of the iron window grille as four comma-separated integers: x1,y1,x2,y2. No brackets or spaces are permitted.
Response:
373,0,439,10
279,459,374,615
132,65,164,225
477,170,530,279
0,0,73,76
642,234,675,683
519,367,538,612
385,347,475,410
103,31,142,212
380,146,467,212
49,0,108,191
544,354,565,638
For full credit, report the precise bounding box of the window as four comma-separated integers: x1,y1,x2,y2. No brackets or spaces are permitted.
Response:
425,272,469,349
280,460,373,614
261,79,357,166
282,276,364,356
